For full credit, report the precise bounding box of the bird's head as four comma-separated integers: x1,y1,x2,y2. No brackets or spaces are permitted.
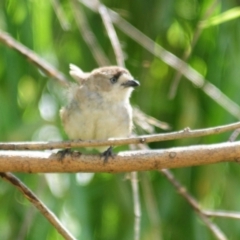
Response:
86,66,140,102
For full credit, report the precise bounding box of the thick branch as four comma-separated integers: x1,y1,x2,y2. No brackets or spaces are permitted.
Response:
0,141,239,173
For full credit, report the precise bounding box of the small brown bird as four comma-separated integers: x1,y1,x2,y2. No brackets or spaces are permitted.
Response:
60,64,139,159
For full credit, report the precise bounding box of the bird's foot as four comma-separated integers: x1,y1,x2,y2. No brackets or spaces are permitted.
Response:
101,146,115,164
56,148,72,161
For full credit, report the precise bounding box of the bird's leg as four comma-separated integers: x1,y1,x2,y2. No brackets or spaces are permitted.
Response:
101,146,115,163
56,148,72,161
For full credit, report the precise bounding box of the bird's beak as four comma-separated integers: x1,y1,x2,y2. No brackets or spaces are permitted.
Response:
122,80,140,88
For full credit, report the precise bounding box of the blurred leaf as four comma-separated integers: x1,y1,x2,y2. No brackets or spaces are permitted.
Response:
200,6,240,28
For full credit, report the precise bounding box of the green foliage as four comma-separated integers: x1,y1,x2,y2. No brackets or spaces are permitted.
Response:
1,0,240,239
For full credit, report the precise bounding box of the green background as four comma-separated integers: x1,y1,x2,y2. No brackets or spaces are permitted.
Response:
1,0,240,239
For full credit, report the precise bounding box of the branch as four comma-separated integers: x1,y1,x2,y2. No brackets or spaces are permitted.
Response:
203,210,240,220
0,31,70,87
169,0,220,98
133,107,170,132
130,172,141,240
141,173,163,239
160,170,227,240
70,0,110,66
1,121,240,150
97,2,125,67
51,0,70,30
0,141,240,173
0,172,76,240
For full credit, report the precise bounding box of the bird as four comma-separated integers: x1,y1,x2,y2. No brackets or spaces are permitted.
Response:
60,64,140,161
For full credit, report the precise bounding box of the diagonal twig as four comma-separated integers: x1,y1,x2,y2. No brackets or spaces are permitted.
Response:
0,172,76,240
169,0,220,99
71,0,110,66
141,172,163,240
97,2,125,67
50,0,71,30
160,169,227,240
0,31,70,87
203,210,240,220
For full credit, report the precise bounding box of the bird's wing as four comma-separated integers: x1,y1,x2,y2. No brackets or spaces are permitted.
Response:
69,64,90,84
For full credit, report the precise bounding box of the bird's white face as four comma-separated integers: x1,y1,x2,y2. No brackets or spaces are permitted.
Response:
86,66,140,102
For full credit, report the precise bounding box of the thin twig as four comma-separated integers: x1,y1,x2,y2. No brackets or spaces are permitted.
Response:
133,107,171,132
203,210,240,220
130,172,141,240
0,172,76,240
0,31,70,87
71,0,110,66
97,2,125,67
141,173,163,240
229,128,240,142
160,169,227,240
1,121,240,150
16,205,37,240
169,0,220,99
50,0,71,30
16,178,47,240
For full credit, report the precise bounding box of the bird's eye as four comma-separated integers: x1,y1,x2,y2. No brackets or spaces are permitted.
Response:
110,76,118,84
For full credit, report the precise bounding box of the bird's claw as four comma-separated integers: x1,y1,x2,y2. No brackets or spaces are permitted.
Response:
101,146,115,164
56,148,72,161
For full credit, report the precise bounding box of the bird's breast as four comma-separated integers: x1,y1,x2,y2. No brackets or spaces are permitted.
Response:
61,99,132,141
93,102,132,139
